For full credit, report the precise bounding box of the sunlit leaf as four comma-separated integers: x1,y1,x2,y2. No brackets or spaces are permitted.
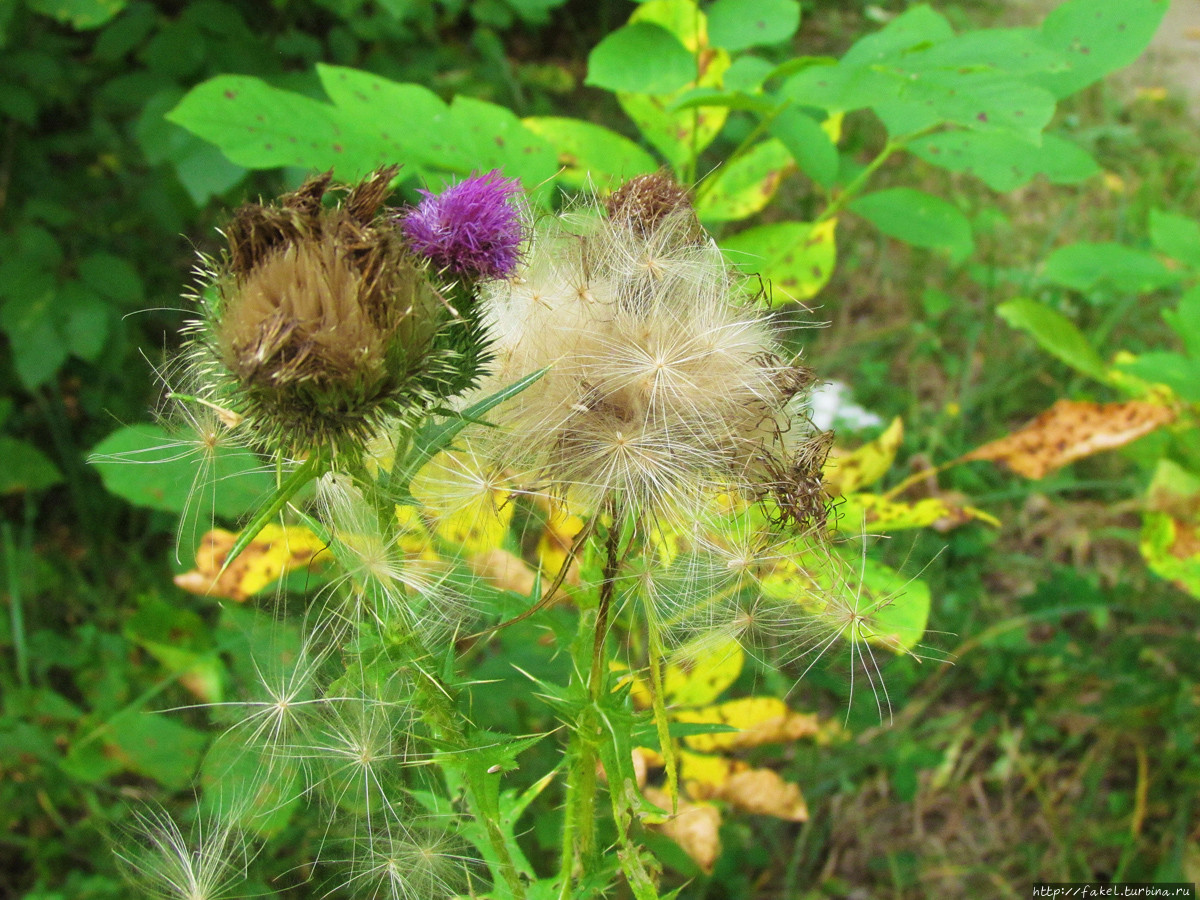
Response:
963,398,1176,480
174,524,330,602
673,697,818,752
695,139,793,222
823,417,903,496
720,218,836,302
996,297,1108,381
521,117,657,189
1141,460,1200,600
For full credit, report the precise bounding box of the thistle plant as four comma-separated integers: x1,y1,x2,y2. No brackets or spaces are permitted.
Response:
119,167,873,900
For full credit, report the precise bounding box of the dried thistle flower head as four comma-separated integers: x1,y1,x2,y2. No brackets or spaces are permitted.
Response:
401,169,525,280
474,175,829,526
183,167,470,459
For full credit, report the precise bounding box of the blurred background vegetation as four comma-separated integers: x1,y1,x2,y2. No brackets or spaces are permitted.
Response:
2,0,1199,897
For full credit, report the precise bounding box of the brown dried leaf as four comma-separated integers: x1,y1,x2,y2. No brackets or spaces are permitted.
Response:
963,399,1175,480
720,767,808,821
469,548,539,597
644,787,723,874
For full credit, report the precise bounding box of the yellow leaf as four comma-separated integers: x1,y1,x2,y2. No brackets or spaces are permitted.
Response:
839,493,1000,533
675,696,819,752
663,639,745,707
679,750,736,797
962,399,1174,480
821,111,844,144
536,498,586,583
823,417,903,496
174,524,329,602
410,450,514,554
393,504,437,559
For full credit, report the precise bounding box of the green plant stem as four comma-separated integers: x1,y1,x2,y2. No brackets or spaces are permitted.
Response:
815,127,938,225
355,469,527,900
693,101,789,203
2,522,29,687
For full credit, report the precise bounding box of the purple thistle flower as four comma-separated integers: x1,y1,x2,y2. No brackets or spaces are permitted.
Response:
401,170,525,279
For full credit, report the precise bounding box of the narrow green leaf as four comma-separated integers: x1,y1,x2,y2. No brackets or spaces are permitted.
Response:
996,298,1108,381
769,107,838,188
394,368,548,490
1164,285,1200,360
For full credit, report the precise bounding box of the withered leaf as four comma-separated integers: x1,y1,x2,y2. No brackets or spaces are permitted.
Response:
963,399,1174,480
643,787,722,874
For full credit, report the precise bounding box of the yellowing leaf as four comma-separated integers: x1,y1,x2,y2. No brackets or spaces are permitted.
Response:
839,493,999,533
721,218,837,303
410,450,514,553
631,0,707,51
470,548,540,597
695,139,794,223
821,111,844,144
174,524,328,602
618,49,731,173
721,767,807,821
643,786,722,873
663,639,745,707
394,504,437,558
675,696,819,752
963,399,1175,480
536,498,586,583
680,750,736,796
1140,459,1200,599
823,417,903,496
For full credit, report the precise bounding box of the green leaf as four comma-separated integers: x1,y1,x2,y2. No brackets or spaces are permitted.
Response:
617,49,731,174
996,297,1108,381
695,138,793,223
1033,0,1169,99
173,143,246,206
60,283,110,361
850,188,974,262
106,709,206,789
393,368,548,491
25,0,125,29
1164,284,1200,359
78,252,143,306
1141,459,1200,600
0,291,67,389
0,437,63,494
89,424,273,518
167,75,385,177
1118,353,1200,403
521,117,657,189
724,55,774,92
769,107,838,188
586,22,696,95
1149,208,1200,271
721,219,837,302
1041,242,1180,294
707,0,800,51
909,131,1099,192
841,5,954,66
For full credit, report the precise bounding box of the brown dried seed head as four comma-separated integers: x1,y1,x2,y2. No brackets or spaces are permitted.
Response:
605,171,698,237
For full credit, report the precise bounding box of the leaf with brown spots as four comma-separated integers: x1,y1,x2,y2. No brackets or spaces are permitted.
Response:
1140,459,1200,599
963,399,1175,480
174,524,329,601
643,787,723,873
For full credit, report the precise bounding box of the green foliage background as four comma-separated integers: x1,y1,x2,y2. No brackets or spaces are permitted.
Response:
3,0,1200,897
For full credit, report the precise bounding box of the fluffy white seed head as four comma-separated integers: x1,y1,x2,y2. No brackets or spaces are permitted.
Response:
474,187,820,526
